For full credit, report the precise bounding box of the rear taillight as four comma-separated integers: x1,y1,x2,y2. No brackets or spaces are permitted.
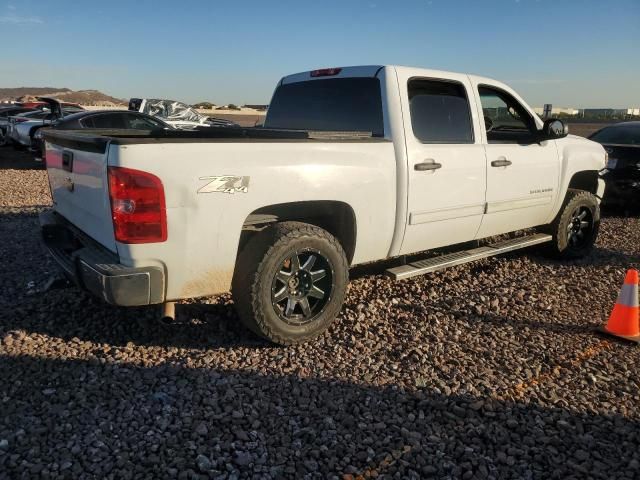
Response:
14,118,30,123
310,67,342,77
107,166,167,244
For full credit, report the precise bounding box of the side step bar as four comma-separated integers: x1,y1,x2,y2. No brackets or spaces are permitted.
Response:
386,233,552,281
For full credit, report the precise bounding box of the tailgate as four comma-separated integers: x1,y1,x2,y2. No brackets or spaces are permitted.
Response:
44,132,117,252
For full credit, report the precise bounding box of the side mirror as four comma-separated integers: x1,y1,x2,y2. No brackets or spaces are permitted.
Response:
540,118,568,140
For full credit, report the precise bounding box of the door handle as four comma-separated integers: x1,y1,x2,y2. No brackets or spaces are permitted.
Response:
415,160,442,171
491,158,512,167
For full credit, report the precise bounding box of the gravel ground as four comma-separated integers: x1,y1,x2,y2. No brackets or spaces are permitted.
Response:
1,145,639,480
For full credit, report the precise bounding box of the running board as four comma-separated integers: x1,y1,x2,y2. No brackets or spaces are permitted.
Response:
386,233,552,281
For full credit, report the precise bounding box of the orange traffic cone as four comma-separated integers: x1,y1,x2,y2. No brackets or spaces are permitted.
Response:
598,269,640,343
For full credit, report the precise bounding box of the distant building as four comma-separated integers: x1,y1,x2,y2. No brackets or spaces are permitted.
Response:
577,108,639,118
533,106,579,116
243,104,268,111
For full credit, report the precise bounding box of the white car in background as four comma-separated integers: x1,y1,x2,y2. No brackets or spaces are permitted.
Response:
7,98,83,148
0,106,37,146
128,98,238,130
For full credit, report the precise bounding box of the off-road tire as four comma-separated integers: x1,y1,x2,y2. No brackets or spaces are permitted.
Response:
232,221,349,345
542,189,600,259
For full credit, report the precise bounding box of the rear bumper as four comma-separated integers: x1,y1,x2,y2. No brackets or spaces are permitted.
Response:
39,210,165,306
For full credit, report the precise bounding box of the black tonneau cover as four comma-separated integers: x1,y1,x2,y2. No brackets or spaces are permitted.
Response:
43,127,388,152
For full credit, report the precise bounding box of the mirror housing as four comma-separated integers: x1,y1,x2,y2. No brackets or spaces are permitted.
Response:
539,118,568,141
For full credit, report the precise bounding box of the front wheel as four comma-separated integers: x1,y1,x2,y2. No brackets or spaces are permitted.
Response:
232,222,349,345
542,189,600,259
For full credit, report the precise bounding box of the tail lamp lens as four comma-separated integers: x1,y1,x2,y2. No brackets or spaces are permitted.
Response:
107,166,167,244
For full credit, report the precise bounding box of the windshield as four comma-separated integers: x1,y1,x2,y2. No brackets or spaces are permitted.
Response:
589,124,640,145
265,77,384,135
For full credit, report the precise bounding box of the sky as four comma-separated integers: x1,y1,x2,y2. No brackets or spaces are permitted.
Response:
0,0,638,108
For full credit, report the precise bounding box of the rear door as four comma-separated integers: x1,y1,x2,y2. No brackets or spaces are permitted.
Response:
45,133,117,252
397,72,487,255
470,83,560,238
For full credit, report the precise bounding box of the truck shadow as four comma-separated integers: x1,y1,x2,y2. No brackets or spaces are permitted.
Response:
0,353,637,478
601,205,640,218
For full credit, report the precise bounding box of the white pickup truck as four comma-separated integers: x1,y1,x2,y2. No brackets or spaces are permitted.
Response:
41,65,606,344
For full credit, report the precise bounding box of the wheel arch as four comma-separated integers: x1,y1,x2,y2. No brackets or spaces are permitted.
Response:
567,170,600,195
238,200,357,264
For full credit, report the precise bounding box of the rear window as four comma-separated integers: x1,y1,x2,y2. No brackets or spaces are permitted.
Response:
589,125,640,145
264,78,384,136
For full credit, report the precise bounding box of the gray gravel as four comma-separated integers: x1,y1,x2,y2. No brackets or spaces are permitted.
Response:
1,151,639,479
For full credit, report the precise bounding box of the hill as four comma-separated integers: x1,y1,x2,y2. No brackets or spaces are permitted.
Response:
0,87,126,106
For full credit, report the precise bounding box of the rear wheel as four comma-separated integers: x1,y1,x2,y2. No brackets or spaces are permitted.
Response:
542,189,599,259
232,222,349,345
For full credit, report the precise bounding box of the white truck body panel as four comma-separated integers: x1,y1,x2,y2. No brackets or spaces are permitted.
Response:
112,140,396,299
46,141,117,251
42,65,607,305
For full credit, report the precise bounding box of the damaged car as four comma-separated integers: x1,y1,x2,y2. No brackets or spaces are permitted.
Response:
31,110,172,161
590,121,640,209
128,98,238,130
0,105,37,146
6,98,83,148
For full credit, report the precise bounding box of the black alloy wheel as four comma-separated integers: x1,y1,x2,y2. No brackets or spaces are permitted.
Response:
566,206,594,249
271,249,334,325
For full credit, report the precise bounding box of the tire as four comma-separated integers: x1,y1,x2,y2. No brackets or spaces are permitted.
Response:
542,189,600,259
231,221,349,345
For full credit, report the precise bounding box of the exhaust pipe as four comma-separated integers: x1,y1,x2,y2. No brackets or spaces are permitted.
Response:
159,301,176,324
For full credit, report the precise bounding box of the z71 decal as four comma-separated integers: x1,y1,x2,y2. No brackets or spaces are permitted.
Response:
198,175,250,194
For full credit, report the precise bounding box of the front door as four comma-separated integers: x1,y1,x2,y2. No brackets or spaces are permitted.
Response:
399,74,487,255
472,84,560,238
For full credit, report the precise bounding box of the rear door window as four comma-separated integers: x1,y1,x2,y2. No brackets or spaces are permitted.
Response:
408,79,474,143
125,113,166,129
265,78,384,136
81,113,126,129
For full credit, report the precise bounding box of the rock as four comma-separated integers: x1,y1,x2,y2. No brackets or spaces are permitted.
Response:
574,450,589,462
234,451,252,467
194,423,208,436
195,454,212,472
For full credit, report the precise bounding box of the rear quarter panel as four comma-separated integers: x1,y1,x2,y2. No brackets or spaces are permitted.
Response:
110,141,396,300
